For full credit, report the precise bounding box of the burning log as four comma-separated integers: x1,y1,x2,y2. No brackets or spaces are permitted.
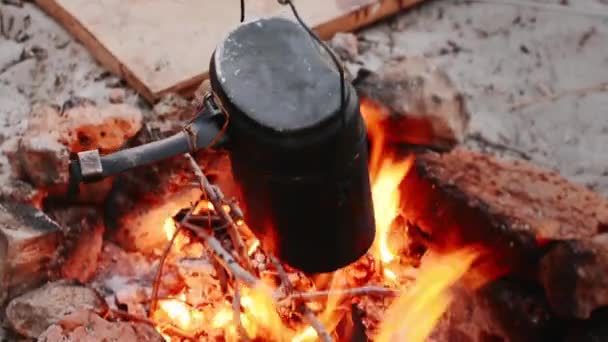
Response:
0,201,63,303
400,147,608,320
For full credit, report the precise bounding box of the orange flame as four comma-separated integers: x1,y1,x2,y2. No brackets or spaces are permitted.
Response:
371,155,413,265
241,285,293,341
376,247,480,342
154,295,205,335
162,217,178,241
362,97,414,278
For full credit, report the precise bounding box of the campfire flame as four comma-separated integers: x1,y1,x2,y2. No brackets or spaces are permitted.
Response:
151,99,480,341
375,248,480,342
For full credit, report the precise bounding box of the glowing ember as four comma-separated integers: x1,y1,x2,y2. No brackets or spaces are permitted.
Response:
162,217,177,241
247,240,260,256
195,200,231,213
376,247,480,342
211,305,232,328
155,296,205,334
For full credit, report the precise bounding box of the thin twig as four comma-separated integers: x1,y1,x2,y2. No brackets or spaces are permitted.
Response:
233,285,251,342
108,308,157,326
470,0,608,19
184,153,249,267
158,323,198,340
510,82,608,111
300,304,334,342
270,255,294,293
150,224,183,317
271,256,333,342
282,286,400,304
210,248,230,293
180,220,258,287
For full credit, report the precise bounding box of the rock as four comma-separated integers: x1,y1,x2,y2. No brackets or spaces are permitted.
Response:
564,308,608,342
150,93,194,136
356,57,470,150
401,148,608,272
0,179,42,206
0,202,63,303
45,206,105,284
153,93,191,119
432,279,555,342
400,147,608,321
61,224,104,283
0,40,23,72
540,238,608,319
329,32,359,62
6,281,107,338
114,186,202,254
10,100,142,203
108,88,125,104
37,309,163,342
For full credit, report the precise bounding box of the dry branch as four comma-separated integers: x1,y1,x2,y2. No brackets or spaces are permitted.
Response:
177,153,338,341
270,256,333,342
150,225,183,317
184,153,249,266
300,304,334,342
282,286,400,304
180,220,258,287
270,255,293,294
232,285,251,342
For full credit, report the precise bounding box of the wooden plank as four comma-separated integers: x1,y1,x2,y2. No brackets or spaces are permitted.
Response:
35,0,425,102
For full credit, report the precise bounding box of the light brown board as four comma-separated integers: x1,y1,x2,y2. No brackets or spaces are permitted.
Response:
36,0,425,102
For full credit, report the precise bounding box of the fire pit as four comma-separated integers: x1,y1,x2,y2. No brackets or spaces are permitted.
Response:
2,3,608,341
5,84,607,341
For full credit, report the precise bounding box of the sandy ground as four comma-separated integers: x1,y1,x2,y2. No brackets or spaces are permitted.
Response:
0,0,607,195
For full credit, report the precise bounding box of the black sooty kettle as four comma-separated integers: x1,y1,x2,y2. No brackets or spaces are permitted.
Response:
69,17,376,274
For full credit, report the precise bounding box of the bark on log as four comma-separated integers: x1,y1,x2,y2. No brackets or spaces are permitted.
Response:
400,148,608,318
0,202,63,303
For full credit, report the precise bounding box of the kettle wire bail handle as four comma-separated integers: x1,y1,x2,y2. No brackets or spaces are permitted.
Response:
277,0,348,128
